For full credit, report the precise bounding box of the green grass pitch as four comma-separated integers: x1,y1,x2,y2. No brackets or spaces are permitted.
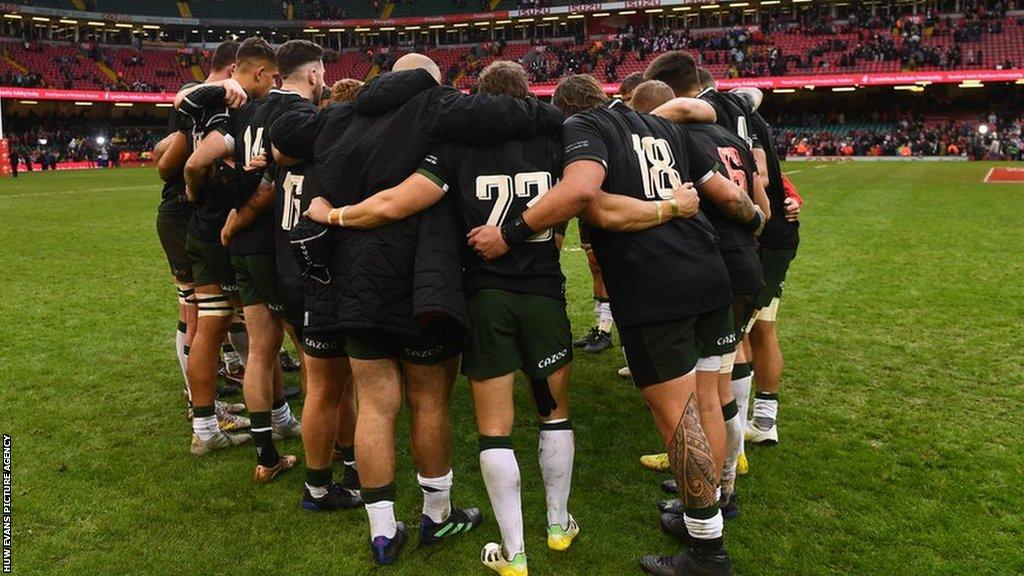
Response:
2,162,1023,575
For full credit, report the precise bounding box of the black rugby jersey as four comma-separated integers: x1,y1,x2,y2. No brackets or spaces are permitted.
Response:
562,101,732,327
418,132,565,300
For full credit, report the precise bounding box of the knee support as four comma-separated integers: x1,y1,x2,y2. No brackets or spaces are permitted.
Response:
719,351,737,375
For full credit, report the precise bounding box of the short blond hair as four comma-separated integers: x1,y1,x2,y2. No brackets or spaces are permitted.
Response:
630,80,675,113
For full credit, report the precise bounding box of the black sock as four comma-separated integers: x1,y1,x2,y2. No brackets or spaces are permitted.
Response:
251,411,280,467
306,466,332,489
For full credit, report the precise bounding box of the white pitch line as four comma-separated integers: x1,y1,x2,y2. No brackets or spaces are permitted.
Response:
0,185,151,199
982,167,994,183
783,169,803,175
814,165,829,169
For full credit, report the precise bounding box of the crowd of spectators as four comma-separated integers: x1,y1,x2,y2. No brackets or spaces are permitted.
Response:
775,112,1024,160
5,117,164,170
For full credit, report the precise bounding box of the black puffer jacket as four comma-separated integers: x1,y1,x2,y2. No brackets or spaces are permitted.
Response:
290,69,564,336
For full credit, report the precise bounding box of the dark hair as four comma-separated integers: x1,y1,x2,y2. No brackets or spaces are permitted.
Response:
644,51,699,96
210,40,240,72
235,37,276,69
477,61,530,99
618,71,644,98
553,74,608,116
697,67,715,89
276,39,323,78
630,80,675,113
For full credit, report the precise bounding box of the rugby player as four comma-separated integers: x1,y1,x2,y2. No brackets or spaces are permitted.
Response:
153,42,247,419
745,114,802,447
468,73,764,576
304,60,588,576
172,41,259,455
633,78,772,523
571,74,645,356
260,45,363,506
182,38,312,483
271,53,564,565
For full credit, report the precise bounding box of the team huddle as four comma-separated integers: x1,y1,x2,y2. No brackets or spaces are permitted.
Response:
152,36,802,576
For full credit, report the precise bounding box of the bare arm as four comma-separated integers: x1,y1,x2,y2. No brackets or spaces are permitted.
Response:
752,147,770,190
222,173,274,246
156,132,188,182
698,173,765,235
582,183,700,232
305,173,446,229
153,133,172,162
650,97,717,124
752,169,771,222
184,131,232,201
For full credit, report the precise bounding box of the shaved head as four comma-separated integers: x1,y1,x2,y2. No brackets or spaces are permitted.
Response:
392,53,442,84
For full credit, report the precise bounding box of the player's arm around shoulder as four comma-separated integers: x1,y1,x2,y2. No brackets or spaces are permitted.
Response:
184,131,233,201
650,97,717,125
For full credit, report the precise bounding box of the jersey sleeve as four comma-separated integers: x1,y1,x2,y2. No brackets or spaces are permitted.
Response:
416,148,455,193
561,114,609,168
680,128,720,186
178,85,226,125
269,102,320,161
429,90,563,145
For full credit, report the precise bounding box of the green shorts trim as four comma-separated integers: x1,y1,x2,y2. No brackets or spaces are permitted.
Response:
185,234,237,293
231,253,284,313
621,306,734,388
462,289,573,381
347,317,464,365
157,210,193,283
754,248,797,310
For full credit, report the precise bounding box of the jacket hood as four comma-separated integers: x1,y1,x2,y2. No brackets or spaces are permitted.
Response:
354,69,439,116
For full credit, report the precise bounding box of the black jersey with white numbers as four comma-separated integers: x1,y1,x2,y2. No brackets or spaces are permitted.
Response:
561,101,732,327
225,90,309,255
417,132,565,300
697,87,755,148
684,123,757,250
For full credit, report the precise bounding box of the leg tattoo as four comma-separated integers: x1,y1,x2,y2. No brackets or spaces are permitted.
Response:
668,393,719,510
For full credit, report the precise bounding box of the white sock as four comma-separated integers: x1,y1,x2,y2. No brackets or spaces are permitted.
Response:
480,445,525,557
418,470,453,524
722,412,742,495
366,500,397,540
271,401,294,428
731,373,753,452
192,415,219,441
538,420,574,528
227,323,248,366
597,301,614,333
753,395,778,429
306,483,328,499
175,323,190,401
684,510,724,541
592,298,602,328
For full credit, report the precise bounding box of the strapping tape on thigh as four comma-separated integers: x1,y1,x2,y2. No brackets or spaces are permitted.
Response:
695,355,723,372
196,293,234,317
